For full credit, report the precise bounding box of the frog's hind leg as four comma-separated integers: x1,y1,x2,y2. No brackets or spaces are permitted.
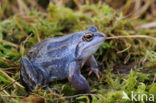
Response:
20,57,48,91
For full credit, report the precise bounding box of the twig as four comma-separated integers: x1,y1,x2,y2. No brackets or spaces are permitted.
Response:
55,93,91,100
117,43,131,54
2,90,10,96
0,59,11,66
136,22,156,29
73,0,80,9
1,67,18,70
106,35,156,41
0,57,19,67
47,93,106,101
33,93,97,101
131,0,152,19
1,70,15,75
31,25,41,42
17,0,29,15
0,69,24,89
0,78,20,92
15,18,28,37
0,95,25,99
0,40,19,48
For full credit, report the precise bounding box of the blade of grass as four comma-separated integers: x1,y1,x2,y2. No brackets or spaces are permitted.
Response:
0,40,19,48
0,69,24,89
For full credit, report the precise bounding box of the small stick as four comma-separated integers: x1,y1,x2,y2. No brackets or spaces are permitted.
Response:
0,57,18,67
15,18,28,37
2,89,10,96
106,35,156,41
0,69,24,89
0,78,20,92
0,95,25,99
31,25,41,42
0,40,18,48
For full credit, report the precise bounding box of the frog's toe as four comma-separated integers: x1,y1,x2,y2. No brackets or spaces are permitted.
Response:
88,68,101,79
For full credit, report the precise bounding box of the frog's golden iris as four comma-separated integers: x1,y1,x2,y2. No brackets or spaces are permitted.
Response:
83,33,94,41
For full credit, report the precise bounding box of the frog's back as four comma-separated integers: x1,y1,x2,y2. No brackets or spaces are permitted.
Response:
28,34,79,64
27,34,81,79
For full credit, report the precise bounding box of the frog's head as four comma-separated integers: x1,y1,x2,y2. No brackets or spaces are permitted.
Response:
75,25,106,59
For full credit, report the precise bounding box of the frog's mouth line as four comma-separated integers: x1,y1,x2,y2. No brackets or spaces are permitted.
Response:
83,39,104,52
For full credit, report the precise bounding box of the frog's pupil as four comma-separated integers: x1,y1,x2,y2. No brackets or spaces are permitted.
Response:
86,35,92,39
82,33,93,41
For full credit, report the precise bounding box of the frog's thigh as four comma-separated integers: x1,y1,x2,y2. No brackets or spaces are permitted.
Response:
68,62,90,93
20,57,48,90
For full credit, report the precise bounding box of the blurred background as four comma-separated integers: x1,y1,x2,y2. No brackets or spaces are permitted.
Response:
0,0,156,103
0,0,156,20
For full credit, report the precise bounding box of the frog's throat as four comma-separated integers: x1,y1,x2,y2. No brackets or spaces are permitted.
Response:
82,40,104,52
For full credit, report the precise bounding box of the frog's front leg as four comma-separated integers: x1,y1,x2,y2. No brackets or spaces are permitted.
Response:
68,62,90,93
86,55,101,79
20,57,48,91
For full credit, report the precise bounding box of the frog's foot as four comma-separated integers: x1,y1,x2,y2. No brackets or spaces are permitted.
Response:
88,68,101,79
20,57,48,91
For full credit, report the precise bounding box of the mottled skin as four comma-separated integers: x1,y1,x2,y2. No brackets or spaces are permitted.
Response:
20,26,106,93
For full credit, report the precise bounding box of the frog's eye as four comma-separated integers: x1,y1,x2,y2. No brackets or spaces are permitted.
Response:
82,33,94,41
